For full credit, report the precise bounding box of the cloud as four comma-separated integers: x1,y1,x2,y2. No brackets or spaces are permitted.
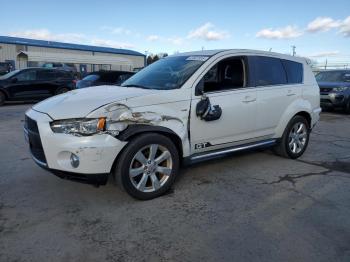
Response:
256,25,303,39
146,35,160,41
339,16,350,37
167,37,184,45
100,26,133,35
9,29,85,43
9,29,135,49
187,23,229,41
307,17,341,32
307,51,340,58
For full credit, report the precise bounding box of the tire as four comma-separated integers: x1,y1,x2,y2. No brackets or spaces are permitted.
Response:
114,133,180,200
344,100,350,114
274,115,310,159
0,91,5,106
55,87,70,95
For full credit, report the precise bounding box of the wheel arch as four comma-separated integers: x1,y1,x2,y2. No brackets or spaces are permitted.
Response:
110,125,184,173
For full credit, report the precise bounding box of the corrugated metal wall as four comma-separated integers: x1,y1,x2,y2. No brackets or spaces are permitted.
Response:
0,43,144,72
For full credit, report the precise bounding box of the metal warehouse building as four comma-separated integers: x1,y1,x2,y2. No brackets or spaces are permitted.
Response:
0,36,145,74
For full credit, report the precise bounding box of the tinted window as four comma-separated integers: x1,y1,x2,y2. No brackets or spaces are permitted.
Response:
37,70,56,80
56,71,72,79
316,71,350,82
282,60,303,84
16,70,37,81
202,58,245,93
253,56,287,86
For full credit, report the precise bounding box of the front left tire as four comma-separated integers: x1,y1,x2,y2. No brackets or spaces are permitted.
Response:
114,133,180,200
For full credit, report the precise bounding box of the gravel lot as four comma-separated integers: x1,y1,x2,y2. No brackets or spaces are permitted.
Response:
1,104,350,262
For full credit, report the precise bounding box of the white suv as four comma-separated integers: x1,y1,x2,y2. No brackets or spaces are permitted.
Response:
24,50,321,200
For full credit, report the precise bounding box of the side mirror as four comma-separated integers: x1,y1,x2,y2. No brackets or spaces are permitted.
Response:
195,79,204,96
11,77,18,83
196,95,222,122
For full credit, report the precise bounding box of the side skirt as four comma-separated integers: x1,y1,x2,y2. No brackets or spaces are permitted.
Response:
183,139,277,165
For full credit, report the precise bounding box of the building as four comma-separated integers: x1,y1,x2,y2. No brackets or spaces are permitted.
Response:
0,36,145,74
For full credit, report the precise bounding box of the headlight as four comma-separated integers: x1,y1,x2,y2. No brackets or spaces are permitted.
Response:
333,86,349,92
50,118,106,136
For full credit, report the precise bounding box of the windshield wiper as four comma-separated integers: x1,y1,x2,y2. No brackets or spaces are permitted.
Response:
122,84,150,89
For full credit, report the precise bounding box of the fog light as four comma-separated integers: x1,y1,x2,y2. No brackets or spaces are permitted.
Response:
70,153,80,168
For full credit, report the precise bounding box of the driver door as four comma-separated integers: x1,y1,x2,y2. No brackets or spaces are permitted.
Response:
190,56,258,154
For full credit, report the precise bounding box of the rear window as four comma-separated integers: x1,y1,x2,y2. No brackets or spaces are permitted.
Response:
282,59,303,84
253,56,287,86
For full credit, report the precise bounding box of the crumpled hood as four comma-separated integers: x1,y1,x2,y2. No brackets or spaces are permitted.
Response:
32,85,158,119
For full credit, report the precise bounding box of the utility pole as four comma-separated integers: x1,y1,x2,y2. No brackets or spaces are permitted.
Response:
291,45,296,56
325,59,328,70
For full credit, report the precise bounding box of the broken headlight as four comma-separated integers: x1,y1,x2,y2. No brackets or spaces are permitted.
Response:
50,118,106,136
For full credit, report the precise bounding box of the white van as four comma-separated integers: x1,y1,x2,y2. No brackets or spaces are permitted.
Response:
24,49,321,199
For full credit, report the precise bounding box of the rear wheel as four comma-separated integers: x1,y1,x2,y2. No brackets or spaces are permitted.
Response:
274,115,310,159
114,133,179,200
55,87,70,95
0,91,5,106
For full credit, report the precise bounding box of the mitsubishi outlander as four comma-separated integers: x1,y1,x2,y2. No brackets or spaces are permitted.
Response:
24,50,321,200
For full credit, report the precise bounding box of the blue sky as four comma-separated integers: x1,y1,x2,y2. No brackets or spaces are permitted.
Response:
0,0,349,64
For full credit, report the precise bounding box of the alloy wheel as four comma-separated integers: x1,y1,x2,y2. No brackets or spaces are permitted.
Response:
288,122,308,154
129,144,173,193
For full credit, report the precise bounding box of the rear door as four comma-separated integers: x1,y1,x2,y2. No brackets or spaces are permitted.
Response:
251,56,302,137
36,69,58,97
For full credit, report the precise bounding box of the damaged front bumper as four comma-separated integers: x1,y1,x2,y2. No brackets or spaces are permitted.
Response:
25,108,127,183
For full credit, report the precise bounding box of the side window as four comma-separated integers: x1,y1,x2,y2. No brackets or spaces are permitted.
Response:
281,59,303,84
37,70,56,81
253,56,287,86
202,57,245,93
16,70,37,81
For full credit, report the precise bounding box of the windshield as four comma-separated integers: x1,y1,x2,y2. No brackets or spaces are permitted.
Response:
121,56,207,90
0,70,20,80
316,71,349,82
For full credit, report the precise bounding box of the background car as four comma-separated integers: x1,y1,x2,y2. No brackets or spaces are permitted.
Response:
76,70,135,89
316,70,350,113
42,62,78,74
0,68,75,106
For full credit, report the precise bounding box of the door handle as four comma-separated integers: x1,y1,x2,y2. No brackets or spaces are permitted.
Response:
242,95,256,103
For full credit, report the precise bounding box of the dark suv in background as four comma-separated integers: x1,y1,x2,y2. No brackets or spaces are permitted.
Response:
0,68,75,106
317,70,350,113
76,70,135,89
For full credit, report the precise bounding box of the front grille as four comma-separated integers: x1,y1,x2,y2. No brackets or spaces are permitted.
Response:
25,116,47,164
25,115,39,133
320,87,332,93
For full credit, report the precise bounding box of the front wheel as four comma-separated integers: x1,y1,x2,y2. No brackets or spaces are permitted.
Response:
114,133,179,200
274,115,310,159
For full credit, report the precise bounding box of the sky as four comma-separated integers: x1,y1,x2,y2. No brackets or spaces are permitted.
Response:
0,0,349,65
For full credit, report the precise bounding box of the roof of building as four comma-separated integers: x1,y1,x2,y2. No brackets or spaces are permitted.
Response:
0,36,145,57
